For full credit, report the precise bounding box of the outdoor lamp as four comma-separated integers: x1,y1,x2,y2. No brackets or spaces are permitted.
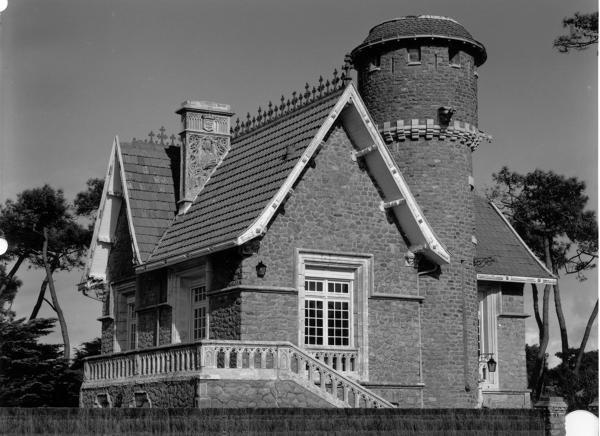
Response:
256,261,267,278
0,230,7,256
487,356,497,373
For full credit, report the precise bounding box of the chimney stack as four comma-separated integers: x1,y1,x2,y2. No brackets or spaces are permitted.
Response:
176,101,234,214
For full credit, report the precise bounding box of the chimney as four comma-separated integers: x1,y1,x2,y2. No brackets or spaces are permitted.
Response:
175,100,234,214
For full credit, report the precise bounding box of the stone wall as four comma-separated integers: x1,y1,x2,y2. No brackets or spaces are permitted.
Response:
209,291,241,340
100,319,114,354
368,299,421,384
355,45,478,127
81,378,333,408
240,291,297,343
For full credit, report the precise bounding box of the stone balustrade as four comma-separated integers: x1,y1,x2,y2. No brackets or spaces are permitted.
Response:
84,340,393,409
306,347,358,375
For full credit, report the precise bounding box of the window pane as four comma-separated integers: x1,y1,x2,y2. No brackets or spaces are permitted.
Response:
327,301,349,346
305,280,324,292
304,300,323,345
192,286,206,302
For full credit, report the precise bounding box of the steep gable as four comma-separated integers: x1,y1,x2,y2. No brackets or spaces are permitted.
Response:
474,195,556,284
143,84,450,271
80,137,176,293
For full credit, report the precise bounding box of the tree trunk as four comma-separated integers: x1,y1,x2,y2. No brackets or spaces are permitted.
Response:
42,227,70,360
541,235,569,363
532,284,544,344
0,253,26,301
533,283,552,400
574,299,598,376
553,278,570,361
29,256,59,320
29,277,49,320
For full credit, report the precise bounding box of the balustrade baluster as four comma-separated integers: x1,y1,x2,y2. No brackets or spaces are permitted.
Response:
320,370,327,391
249,350,255,369
260,350,267,369
224,349,231,369
236,349,242,368
354,391,360,408
343,385,349,404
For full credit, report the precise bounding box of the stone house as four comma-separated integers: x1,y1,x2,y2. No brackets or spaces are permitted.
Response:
79,15,556,409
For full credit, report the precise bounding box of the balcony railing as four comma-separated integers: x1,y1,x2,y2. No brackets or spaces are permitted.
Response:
83,340,392,408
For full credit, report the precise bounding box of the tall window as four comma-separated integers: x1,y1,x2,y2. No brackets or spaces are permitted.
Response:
304,270,353,347
126,296,137,350
191,284,208,340
478,288,499,388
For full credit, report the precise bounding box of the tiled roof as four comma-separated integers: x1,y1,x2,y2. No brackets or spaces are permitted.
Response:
147,89,343,263
474,195,553,279
352,15,486,66
120,141,177,261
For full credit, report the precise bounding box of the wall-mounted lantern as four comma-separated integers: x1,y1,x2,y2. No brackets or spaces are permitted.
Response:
487,356,497,373
256,261,267,278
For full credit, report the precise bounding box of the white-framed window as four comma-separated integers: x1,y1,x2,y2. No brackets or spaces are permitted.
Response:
478,287,499,389
191,284,209,340
303,269,353,348
126,296,137,350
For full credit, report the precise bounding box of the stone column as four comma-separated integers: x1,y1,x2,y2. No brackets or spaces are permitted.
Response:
534,396,568,436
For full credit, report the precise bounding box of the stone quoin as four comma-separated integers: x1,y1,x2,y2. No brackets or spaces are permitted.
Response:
79,15,556,409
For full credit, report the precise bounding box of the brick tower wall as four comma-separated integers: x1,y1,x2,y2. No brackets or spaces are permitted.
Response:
355,40,480,407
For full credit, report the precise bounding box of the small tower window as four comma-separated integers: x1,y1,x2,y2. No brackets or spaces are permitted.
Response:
408,47,421,64
449,48,461,67
368,54,381,72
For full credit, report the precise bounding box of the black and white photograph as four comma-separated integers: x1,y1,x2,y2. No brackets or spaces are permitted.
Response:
0,1,597,434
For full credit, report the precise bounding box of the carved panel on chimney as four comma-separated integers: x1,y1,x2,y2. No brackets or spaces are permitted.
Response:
186,134,229,195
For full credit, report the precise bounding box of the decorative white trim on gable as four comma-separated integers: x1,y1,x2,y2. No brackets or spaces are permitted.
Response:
477,274,556,285
237,83,450,266
79,136,142,297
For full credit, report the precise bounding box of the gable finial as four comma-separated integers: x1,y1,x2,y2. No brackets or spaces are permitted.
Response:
158,126,167,145
279,95,286,113
169,134,177,145
342,53,353,85
332,68,340,89
304,83,311,102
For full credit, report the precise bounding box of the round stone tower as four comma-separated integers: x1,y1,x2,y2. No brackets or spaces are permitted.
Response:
351,16,487,407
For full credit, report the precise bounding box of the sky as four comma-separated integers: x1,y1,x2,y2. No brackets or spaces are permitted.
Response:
0,0,597,366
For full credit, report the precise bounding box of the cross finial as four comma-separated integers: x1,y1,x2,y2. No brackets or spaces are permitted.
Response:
157,126,167,145
169,134,177,145
148,131,155,143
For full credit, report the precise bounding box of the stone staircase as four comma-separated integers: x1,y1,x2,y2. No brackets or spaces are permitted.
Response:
83,340,394,408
